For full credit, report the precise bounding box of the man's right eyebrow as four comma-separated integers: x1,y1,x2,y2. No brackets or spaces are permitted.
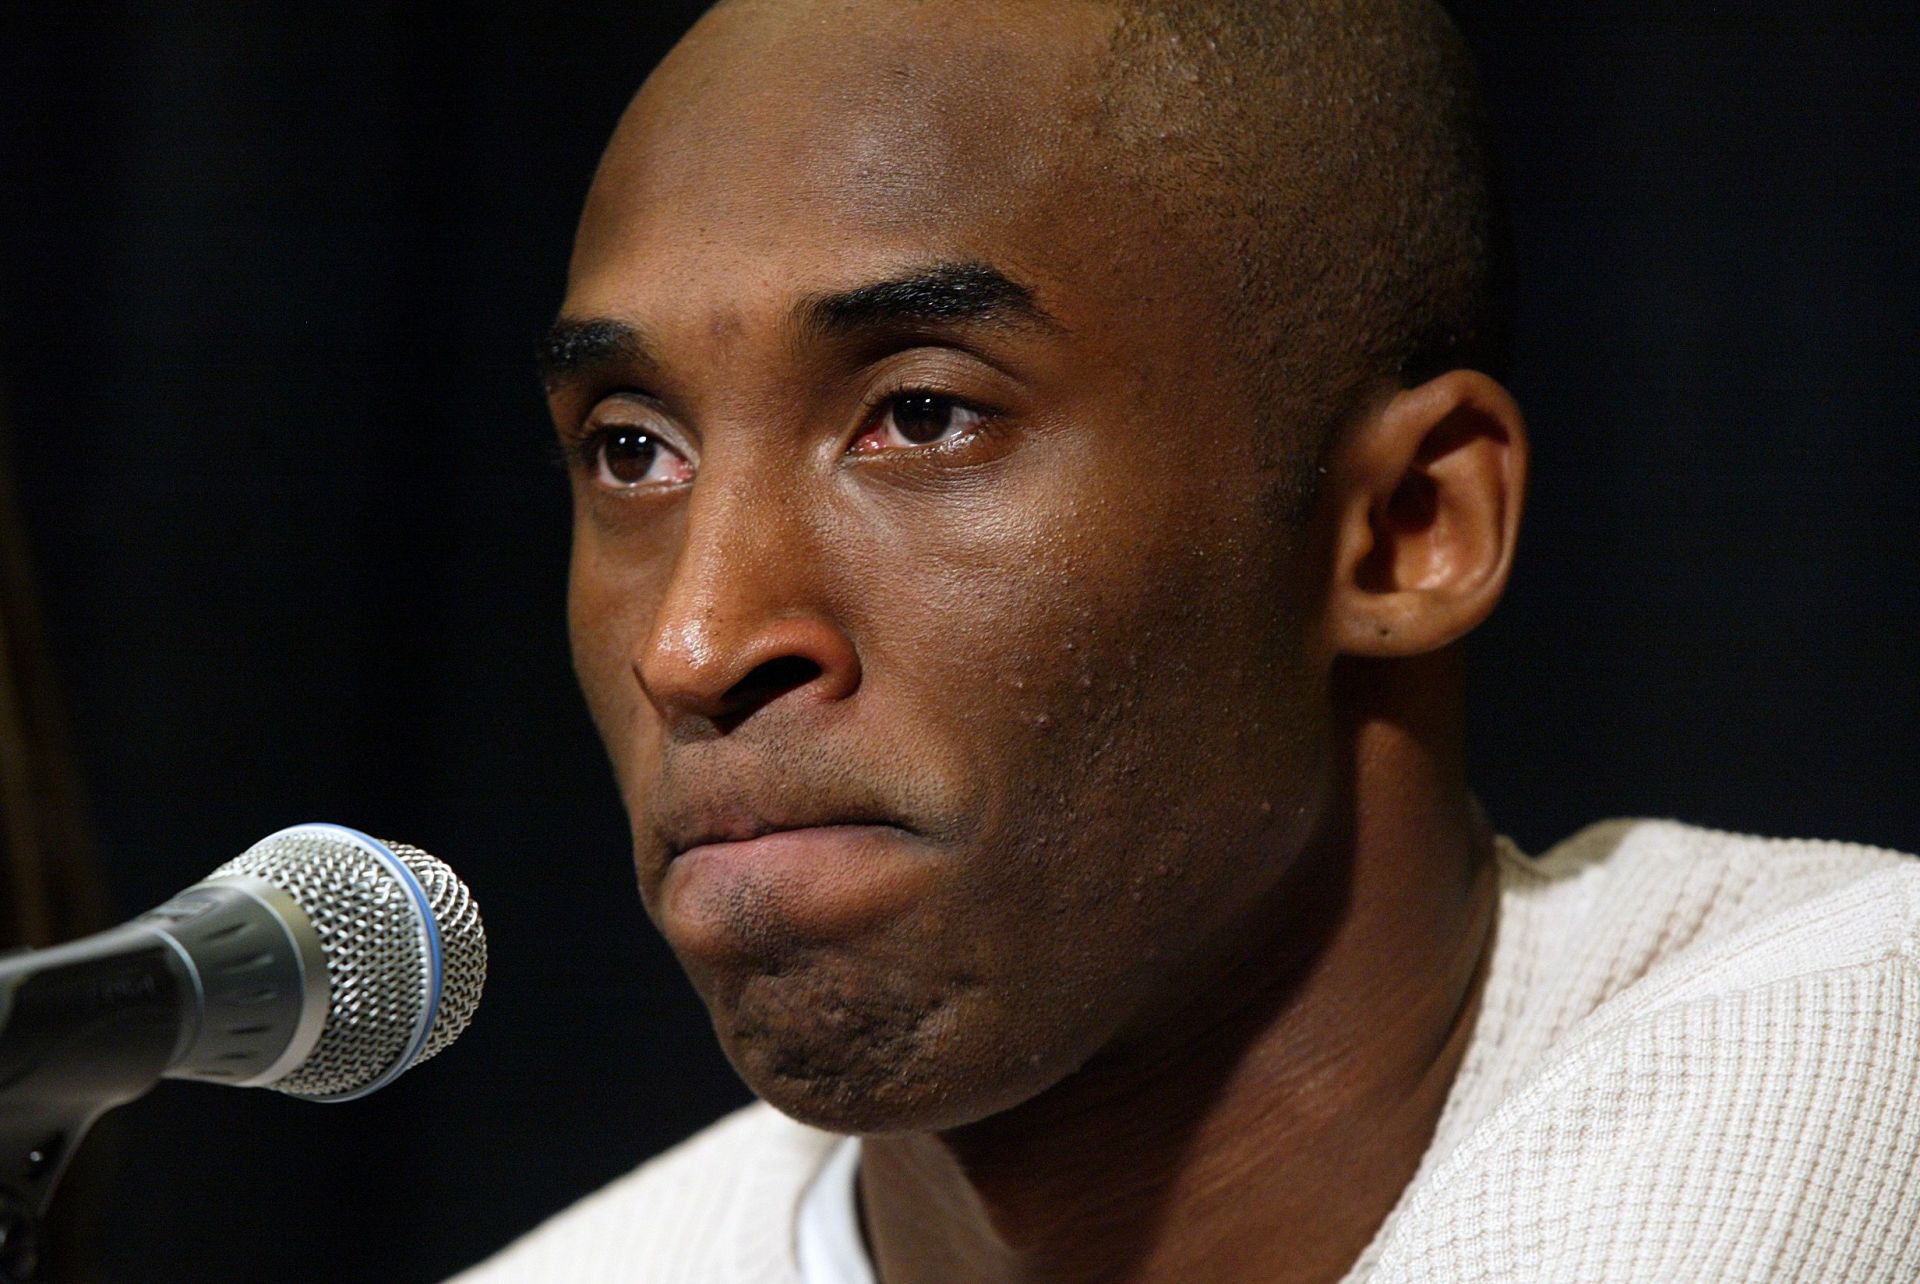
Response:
536,317,650,391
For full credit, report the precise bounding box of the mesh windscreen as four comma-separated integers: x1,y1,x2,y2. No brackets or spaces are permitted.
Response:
206,826,486,1100
385,839,486,1064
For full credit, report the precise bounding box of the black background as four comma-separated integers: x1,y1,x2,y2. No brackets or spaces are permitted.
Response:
1,3,1914,1281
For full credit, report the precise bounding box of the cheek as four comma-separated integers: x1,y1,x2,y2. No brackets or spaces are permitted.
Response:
855,435,1315,789
855,435,1325,937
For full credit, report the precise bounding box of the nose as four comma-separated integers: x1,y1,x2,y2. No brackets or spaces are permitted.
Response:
634,489,860,734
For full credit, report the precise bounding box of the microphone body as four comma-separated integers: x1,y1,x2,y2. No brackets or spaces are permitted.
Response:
0,873,331,1103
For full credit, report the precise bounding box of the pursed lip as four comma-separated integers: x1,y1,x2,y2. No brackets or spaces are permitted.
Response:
675,822,916,870
664,811,913,861
656,815,936,951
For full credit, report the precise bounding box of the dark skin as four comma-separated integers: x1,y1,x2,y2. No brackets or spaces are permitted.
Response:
550,2,1527,1280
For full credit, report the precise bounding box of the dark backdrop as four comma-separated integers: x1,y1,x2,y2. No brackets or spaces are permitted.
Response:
1,3,1914,1281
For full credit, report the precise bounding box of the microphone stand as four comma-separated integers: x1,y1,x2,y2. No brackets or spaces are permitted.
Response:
0,937,189,1282
0,1096,129,1283
0,1127,64,1284
0,1188,42,1284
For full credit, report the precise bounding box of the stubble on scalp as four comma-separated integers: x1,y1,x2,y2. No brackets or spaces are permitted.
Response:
1092,0,1509,508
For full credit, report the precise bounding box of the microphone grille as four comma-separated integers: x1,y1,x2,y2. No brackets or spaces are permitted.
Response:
207,824,487,1101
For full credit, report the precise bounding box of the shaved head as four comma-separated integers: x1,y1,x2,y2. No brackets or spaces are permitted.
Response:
1097,0,1507,480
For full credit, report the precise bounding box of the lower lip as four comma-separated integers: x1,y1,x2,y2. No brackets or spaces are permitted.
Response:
660,825,931,953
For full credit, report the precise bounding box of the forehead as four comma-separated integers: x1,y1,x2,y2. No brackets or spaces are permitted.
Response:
567,0,1120,320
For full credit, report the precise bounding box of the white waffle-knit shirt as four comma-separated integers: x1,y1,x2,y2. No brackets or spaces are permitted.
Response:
452,820,1920,1282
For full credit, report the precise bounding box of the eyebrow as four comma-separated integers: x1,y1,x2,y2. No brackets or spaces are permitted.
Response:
536,261,1057,391
536,317,650,392
800,261,1059,338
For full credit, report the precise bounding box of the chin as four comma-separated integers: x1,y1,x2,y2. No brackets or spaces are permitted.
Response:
710,962,1063,1136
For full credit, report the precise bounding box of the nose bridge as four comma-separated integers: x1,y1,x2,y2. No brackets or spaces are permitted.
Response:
652,463,800,668
638,456,851,723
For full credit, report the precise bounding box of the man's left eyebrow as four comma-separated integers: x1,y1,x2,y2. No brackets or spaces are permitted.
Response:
800,262,1061,339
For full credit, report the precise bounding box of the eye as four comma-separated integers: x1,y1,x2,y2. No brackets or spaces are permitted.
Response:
587,426,694,489
852,393,987,453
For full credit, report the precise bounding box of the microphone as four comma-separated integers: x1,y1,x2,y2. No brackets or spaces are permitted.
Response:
0,824,487,1276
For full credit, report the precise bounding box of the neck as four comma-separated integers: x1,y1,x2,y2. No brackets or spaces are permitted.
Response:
860,651,1496,1284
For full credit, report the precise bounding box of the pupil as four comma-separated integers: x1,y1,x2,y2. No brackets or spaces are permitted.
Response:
894,395,952,444
602,430,657,483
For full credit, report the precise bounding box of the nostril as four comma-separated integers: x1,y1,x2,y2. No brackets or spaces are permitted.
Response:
715,655,824,731
729,655,823,702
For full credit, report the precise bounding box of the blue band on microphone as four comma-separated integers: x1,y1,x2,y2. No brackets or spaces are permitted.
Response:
297,823,443,1101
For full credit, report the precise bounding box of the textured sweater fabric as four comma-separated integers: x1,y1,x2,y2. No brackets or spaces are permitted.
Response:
450,820,1920,1282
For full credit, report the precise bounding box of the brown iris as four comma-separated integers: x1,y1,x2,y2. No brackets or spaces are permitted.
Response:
601,429,660,484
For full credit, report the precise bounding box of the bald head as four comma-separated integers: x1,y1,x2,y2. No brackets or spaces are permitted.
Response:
1097,0,1507,471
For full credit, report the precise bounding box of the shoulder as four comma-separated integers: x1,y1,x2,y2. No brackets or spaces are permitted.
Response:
447,1102,837,1284
1488,819,1914,1051
1508,817,1913,949
1373,821,1920,1282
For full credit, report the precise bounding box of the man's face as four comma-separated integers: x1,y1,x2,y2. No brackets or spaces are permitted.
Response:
555,0,1342,1132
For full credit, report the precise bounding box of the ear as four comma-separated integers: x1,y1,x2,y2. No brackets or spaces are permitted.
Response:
1326,370,1528,658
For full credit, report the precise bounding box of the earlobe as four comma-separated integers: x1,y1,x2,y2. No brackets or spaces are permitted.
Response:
1328,370,1528,658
